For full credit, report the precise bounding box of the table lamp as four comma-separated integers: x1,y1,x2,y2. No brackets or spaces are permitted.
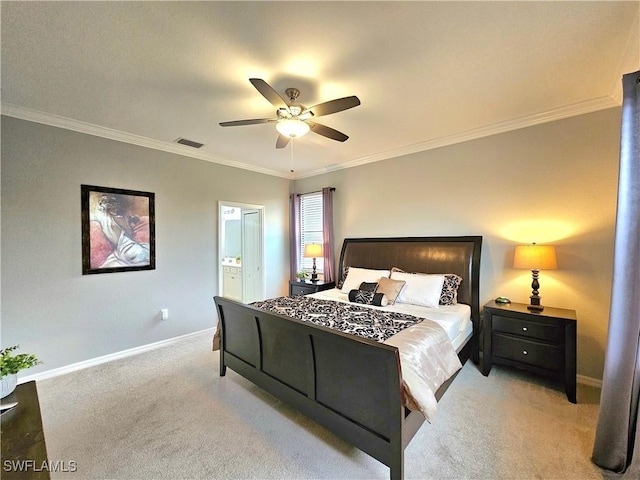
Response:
513,243,558,312
304,243,323,282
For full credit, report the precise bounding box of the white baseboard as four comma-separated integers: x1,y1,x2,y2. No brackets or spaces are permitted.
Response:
18,327,603,390
18,328,215,384
577,374,602,388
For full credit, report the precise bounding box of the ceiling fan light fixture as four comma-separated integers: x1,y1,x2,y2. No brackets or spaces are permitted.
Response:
221,79,359,148
276,118,310,139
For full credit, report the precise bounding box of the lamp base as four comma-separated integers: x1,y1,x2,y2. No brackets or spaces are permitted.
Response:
528,295,544,312
310,257,318,282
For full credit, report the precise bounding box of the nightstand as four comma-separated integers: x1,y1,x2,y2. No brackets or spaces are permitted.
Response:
289,280,335,296
481,300,577,403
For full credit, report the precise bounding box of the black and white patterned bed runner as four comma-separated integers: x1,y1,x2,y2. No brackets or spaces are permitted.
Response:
250,296,422,342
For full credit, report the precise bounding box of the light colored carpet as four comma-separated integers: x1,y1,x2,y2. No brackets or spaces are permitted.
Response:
37,332,608,479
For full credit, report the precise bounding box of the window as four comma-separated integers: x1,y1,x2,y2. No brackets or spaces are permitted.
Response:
299,192,323,274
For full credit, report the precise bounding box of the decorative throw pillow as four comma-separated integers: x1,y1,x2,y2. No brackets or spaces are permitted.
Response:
348,289,389,307
440,274,463,305
359,282,378,293
338,265,350,290
375,277,406,305
391,267,462,305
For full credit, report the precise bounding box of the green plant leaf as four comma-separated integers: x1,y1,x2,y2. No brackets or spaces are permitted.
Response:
1,345,42,377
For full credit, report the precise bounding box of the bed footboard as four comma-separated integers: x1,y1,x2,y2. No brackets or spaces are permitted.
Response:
214,296,408,479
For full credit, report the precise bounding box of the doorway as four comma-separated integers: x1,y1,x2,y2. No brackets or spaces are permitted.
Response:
219,201,265,303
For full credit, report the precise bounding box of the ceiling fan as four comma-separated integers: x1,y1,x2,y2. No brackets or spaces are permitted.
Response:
219,78,361,149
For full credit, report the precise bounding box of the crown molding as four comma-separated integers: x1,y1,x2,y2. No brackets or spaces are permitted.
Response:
1,94,618,182
610,9,640,105
0,103,294,180
295,94,619,179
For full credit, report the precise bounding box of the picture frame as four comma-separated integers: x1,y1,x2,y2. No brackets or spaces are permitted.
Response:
81,185,156,275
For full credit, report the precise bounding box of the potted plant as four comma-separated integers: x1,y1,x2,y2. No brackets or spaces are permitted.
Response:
296,271,308,281
1,345,42,398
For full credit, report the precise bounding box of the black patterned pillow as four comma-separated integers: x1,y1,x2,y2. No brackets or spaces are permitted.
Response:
348,289,389,307
359,282,378,293
337,265,350,290
440,274,463,305
390,267,462,305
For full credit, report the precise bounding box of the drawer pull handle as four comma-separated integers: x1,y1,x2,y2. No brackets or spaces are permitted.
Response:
522,327,528,331
523,350,528,355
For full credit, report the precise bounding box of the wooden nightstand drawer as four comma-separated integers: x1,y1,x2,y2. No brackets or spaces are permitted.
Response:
289,280,335,297
492,333,563,371
493,315,564,343
291,284,312,296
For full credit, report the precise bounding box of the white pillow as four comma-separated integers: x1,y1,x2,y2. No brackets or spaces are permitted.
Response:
391,271,445,307
340,267,391,293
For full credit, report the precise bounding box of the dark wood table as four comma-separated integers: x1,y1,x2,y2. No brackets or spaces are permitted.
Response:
481,300,577,403
1,381,50,479
289,279,335,296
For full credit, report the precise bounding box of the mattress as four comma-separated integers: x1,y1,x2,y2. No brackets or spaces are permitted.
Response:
310,288,471,346
309,288,469,419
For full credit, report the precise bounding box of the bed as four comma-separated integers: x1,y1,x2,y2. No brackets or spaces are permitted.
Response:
213,236,482,480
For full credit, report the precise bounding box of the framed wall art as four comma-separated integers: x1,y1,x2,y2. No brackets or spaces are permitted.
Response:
81,185,156,275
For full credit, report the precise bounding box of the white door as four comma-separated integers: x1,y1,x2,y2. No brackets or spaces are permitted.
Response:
219,201,264,303
242,209,261,303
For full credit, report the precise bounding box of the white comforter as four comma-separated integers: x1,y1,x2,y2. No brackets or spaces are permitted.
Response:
310,288,464,421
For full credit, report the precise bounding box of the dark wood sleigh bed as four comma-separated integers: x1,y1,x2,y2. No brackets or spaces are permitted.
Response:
213,236,482,479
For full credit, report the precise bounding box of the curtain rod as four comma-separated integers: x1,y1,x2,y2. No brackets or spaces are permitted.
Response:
297,187,335,197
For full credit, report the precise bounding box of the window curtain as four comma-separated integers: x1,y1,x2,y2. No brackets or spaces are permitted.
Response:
289,193,301,280
321,187,335,283
592,70,640,477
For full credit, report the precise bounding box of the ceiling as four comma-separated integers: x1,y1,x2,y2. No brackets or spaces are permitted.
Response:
2,2,638,179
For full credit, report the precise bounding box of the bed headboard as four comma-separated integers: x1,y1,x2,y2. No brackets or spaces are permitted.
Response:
338,236,482,324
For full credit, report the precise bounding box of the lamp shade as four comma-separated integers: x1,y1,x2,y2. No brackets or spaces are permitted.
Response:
304,243,323,258
513,244,558,270
276,119,310,139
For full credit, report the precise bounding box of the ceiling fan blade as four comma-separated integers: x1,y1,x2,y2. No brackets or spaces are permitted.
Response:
308,122,349,142
305,96,360,117
276,134,290,149
219,118,275,127
249,78,288,109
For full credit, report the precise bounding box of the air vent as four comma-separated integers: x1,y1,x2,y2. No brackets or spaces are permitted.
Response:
174,137,205,149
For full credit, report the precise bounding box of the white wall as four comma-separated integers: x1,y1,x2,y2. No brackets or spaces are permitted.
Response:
294,107,621,381
1,116,290,376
